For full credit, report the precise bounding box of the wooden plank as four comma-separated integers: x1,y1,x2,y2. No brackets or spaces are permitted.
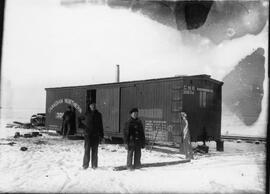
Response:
113,159,191,171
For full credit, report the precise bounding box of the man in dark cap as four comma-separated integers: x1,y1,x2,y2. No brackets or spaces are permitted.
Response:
80,102,104,169
124,108,145,170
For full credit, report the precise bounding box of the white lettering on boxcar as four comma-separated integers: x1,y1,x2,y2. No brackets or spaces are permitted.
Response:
197,88,213,93
145,120,167,132
48,99,64,113
48,98,82,113
64,98,82,113
183,85,195,95
56,112,64,119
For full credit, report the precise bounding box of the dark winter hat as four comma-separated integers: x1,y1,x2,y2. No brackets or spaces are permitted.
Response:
89,101,96,105
129,108,138,114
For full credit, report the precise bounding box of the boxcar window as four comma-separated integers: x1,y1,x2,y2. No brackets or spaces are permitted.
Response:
199,91,207,108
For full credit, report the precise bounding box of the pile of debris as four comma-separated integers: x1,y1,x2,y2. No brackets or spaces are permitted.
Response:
193,145,209,154
6,112,46,129
14,131,42,138
6,121,46,130
6,121,33,129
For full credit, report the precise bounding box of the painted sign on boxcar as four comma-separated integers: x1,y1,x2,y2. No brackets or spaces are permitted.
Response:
183,85,195,94
48,98,82,113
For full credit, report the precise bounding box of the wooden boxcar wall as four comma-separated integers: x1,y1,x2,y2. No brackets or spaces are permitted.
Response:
45,87,85,133
46,86,121,137
118,77,222,143
182,78,222,141
45,76,222,143
119,79,184,144
96,87,120,137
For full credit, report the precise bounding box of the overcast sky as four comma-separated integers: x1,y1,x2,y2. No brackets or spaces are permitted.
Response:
1,0,269,111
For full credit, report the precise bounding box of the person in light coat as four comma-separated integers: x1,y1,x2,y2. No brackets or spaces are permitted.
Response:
179,112,193,159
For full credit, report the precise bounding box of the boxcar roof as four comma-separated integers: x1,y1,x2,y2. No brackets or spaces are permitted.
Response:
45,74,223,90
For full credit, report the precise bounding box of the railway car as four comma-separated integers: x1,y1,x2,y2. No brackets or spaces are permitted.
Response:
45,74,223,148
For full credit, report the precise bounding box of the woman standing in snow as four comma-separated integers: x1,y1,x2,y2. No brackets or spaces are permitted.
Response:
179,112,193,160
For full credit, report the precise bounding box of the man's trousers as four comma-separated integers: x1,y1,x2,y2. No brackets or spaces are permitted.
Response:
83,136,99,169
127,145,141,169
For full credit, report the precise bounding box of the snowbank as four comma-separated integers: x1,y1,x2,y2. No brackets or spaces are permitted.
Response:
0,126,265,193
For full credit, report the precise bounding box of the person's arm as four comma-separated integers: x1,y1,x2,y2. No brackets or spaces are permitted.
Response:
99,114,104,139
140,120,146,148
183,117,188,139
123,121,129,145
62,112,66,120
78,115,85,129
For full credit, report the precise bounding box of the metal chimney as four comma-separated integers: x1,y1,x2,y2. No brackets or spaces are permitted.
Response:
116,64,120,82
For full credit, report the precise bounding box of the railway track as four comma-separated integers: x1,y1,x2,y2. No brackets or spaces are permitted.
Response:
221,135,266,143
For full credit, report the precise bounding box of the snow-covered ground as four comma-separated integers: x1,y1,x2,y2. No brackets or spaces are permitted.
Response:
0,125,266,193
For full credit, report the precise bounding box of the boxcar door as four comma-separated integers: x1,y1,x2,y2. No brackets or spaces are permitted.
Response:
120,86,137,134
96,88,120,135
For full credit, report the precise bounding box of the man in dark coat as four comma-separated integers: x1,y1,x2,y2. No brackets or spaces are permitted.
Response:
62,105,73,138
124,108,145,170
81,102,104,169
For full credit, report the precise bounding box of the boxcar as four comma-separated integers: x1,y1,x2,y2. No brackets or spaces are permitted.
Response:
45,74,223,146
